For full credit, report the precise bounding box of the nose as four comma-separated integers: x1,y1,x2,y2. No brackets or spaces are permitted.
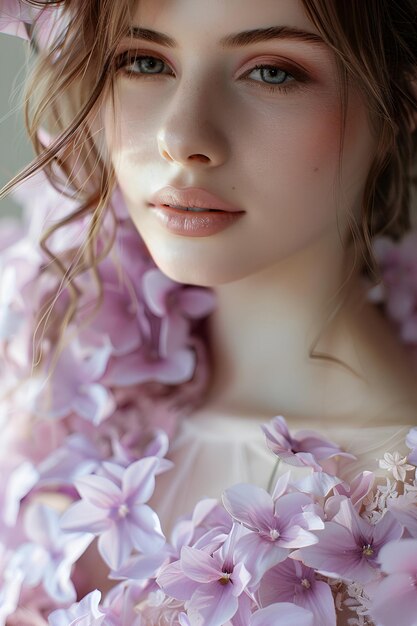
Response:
156,77,229,168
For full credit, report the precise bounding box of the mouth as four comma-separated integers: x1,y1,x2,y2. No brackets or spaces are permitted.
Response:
148,186,244,214
158,204,224,213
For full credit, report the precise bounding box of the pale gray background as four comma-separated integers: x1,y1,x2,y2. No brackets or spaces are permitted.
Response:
0,34,34,218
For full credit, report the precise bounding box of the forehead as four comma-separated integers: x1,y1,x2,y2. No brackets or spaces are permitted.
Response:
132,0,321,44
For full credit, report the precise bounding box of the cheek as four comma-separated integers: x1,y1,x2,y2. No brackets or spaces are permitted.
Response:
236,98,344,252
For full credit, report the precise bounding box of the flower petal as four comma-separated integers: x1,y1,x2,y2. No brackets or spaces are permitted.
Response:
251,603,314,626
180,546,222,583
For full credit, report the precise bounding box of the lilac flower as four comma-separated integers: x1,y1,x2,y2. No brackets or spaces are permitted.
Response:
0,0,65,47
48,589,105,626
60,457,166,570
370,538,417,626
103,314,197,386
292,497,403,584
142,266,216,324
258,558,336,626
222,483,323,584
106,582,186,626
262,415,355,472
2,460,38,527
0,0,36,39
157,524,252,626
37,433,105,487
34,337,115,424
406,427,417,465
80,281,143,357
386,489,417,538
369,233,417,344
331,471,375,510
0,544,24,626
101,581,146,626
251,603,314,626
8,503,93,604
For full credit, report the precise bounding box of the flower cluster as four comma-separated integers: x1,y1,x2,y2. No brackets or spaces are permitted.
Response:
367,232,417,364
0,0,68,49
40,419,417,626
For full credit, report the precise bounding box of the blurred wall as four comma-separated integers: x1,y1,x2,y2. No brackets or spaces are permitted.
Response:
0,34,35,218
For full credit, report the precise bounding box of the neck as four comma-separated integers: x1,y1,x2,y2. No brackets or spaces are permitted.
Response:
202,231,382,422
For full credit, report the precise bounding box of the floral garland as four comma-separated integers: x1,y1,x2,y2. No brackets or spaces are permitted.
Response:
1,4,417,625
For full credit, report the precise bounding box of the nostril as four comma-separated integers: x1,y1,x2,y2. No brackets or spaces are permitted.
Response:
188,154,210,163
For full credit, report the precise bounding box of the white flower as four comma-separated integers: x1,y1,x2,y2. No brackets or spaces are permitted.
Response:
378,451,414,482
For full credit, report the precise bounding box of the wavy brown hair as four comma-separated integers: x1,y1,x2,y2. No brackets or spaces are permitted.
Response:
0,0,417,386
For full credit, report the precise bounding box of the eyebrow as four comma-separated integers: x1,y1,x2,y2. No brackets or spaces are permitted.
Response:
126,25,327,49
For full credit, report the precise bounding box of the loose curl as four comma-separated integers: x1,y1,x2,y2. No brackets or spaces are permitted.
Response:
0,0,417,397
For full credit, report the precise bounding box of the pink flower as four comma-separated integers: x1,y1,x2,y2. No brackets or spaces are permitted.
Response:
142,267,216,323
262,416,355,472
48,589,105,626
258,559,336,626
0,0,36,40
157,525,252,626
292,497,403,584
370,233,417,345
370,539,417,626
222,483,323,585
102,314,197,387
34,337,115,424
406,427,417,465
8,503,93,605
0,0,68,51
60,457,166,570
79,281,144,357
250,603,314,626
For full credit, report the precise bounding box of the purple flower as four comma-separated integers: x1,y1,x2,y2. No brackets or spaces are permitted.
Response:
0,0,36,39
37,433,105,487
103,314,196,387
60,457,166,570
0,0,68,53
101,581,146,626
386,490,417,538
369,233,417,344
142,266,216,321
292,497,403,584
8,503,93,604
48,589,105,625
370,539,417,626
258,558,336,626
80,281,143,357
222,483,323,584
262,416,355,472
251,603,314,626
157,524,252,626
34,337,115,424
406,427,417,465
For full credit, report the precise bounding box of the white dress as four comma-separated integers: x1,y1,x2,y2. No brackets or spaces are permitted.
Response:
149,407,414,536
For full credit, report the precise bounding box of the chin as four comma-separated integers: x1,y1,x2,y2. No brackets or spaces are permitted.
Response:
146,249,250,287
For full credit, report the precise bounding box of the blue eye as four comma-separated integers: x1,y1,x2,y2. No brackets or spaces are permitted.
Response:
116,53,303,95
117,53,172,77
246,65,295,87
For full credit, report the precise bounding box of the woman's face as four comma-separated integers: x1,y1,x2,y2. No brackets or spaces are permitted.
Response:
103,0,377,286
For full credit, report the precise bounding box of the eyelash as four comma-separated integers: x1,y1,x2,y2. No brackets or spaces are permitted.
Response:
115,52,304,95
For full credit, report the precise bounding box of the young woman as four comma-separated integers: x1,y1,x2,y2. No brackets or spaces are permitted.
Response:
0,0,417,624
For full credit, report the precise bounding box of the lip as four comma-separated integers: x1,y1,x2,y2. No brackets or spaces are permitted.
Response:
148,186,244,213
149,205,244,237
